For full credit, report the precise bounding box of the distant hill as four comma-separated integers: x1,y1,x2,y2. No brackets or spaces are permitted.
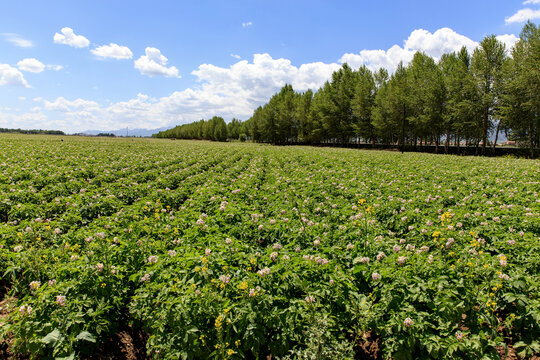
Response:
82,127,168,137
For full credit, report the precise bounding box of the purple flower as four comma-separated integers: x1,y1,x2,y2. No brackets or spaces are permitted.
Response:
403,317,414,327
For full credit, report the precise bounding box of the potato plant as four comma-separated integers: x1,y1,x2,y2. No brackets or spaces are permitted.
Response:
0,134,538,359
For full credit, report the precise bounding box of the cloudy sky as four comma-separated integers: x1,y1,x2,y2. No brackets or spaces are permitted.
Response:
0,0,538,133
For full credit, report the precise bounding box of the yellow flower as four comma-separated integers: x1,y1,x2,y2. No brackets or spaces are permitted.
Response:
227,349,235,356
250,258,256,265
224,308,230,314
358,199,366,205
432,231,441,237
215,315,223,328
238,281,248,290
235,340,241,347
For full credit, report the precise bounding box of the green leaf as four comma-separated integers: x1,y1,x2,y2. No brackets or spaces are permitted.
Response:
56,353,75,360
75,330,96,343
41,329,61,345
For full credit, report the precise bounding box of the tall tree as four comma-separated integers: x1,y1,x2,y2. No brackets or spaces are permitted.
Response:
296,89,313,143
500,21,540,157
317,64,359,143
471,35,507,154
373,62,410,148
351,65,376,145
408,52,445,151
440,47,481,153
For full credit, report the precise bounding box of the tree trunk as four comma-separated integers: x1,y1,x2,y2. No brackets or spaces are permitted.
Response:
529,117,534,158
482,106,488,155
444,128,450,154
492,120,501,153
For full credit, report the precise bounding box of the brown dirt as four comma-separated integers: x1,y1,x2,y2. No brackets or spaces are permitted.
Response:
497,345,519,360
355,330,382,360
0,295,23,360
87,326,149,360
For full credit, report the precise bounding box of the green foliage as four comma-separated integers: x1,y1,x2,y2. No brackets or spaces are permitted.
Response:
1,134,539,359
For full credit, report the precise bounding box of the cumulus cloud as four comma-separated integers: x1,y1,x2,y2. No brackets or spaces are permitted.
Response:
28,54,338,132
5,27,523,132
242,21,253,28
340,27,481,72
2,33,34,48
134,47,180,78
0,111,48,129
53,27,90,48
505,7,540,23
91,43,133,59
496,34,520,51
230,53,241,59
17,58,45,73
17,58,63,73
0,64,29,87
44,97,101,112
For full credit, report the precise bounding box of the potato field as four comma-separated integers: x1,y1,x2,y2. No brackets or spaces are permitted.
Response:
0,134,539,359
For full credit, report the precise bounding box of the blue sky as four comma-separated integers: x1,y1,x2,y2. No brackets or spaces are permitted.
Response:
0,0,538,133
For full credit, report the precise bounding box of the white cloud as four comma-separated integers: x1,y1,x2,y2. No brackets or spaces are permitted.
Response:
91,43,133,59
496,34,520,51
2,33,34,48
4,27,524,132
17,58,63,73
17,58,45,73
230,53,241,59
134,47,180,78
505,8,540,23
340,27,479,72
0,111,48,129
44,97,101,112
47,64,63,71
28,54,339,132
53,27,90,48
0,64,29,87
523,0,540,4
242,21,253,28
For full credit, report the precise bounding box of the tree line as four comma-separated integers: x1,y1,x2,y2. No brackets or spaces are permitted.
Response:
155,22,539,157
154,116,248,142
0,128,65,135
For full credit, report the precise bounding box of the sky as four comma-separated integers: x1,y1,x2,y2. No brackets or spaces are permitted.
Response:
0,0,538,133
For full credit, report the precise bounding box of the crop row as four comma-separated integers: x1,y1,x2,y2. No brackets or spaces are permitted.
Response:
0,134,539,359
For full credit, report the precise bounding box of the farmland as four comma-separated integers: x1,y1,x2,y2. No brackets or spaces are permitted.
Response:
0,134,539,359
